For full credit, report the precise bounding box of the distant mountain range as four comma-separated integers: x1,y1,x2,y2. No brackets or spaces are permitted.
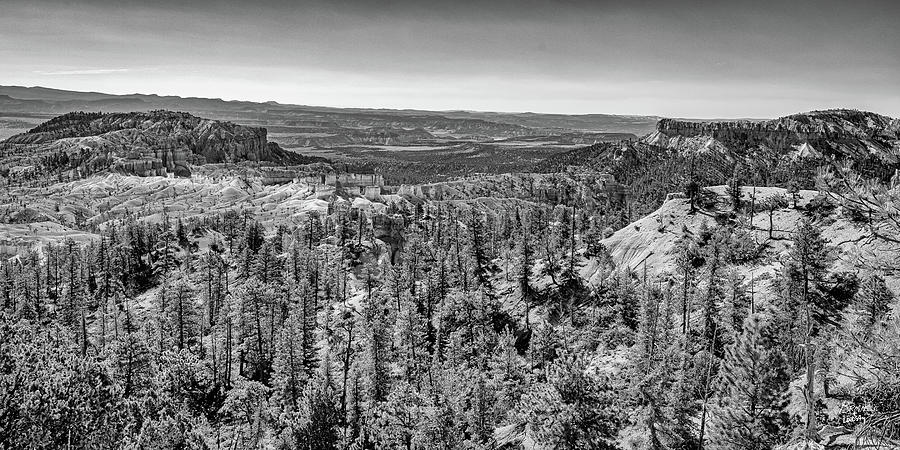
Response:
0,85,660,135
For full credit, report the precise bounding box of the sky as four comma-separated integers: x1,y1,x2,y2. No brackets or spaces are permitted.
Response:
1,0,898,118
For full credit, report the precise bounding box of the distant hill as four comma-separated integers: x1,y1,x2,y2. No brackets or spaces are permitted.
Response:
644,109,900,164
442,111,660,135
543,109,900,175
1,110,320,180
0,86,271,117
0,85,659,135
536,109,900,219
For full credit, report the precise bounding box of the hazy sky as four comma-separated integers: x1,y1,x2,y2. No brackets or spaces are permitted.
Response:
2,0,898,117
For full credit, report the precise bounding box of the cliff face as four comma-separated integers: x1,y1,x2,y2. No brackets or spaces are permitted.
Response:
645,109,900,162
2,111,297,178
191,118,270,163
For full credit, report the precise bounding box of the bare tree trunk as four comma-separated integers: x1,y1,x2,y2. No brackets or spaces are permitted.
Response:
341,320,353,419
804,273,818,441
80,306,88,356
178,291,185,350
254,292,264,378
698,325,718,450
769,210,775,239
225,318,233,389
682,265,690,336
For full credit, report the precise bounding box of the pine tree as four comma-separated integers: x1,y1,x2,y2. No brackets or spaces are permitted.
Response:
856,272,892,333
674,238,699,336
702,232,728,356
361,290,390,405
784,219,840,441
281,376,340,450
490,328,528,416
239,245,256,280
273,301,316,410
254,240,282,285
394,289,428,387
60,242,89,350
787,179,801,208
724,269,750,339
171,273,200,351
517,232,535,331
332,302,356,422
202,250,225,327
152,219,181,280
727,164,744,211
369,381,426,449
232,277,276,382
95,238,126,348
685,181,701,214
462,368,497,445
12,263,37,320
623,283,683,450
243,219,265,253
0,262,12,312
469,212,498,300
759,193,788,239
175,218,189,249
707,315,791,450
219,377,271,448
517,351,621,449
111,298,151,398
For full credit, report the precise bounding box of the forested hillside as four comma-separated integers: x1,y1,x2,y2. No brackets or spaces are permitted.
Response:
2,109,900,449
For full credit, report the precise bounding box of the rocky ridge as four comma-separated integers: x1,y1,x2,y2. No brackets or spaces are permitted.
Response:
1,111,306,178
643,109,900,164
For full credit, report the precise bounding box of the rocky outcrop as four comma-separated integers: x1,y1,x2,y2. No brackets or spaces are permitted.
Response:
396,183,446,200
112,157,168,177
325,173,384,187
2,110,311,179
12,110,272,162
191,119,269,163
645,109,900,163
372,213,405,263
259,168,299,185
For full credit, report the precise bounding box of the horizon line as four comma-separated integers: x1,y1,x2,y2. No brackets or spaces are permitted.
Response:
4,84,895,121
